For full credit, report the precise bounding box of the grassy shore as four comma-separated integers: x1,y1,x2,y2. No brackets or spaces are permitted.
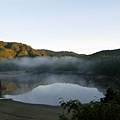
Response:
0,99,62,120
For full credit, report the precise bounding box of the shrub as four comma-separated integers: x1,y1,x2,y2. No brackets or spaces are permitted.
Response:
59,88,120,120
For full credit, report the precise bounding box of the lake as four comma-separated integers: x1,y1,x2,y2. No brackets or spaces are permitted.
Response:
4,83,104,106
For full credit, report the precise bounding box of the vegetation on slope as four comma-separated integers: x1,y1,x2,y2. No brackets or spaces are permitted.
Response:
0,41,81,58
0,41,120,59
59,88,120,120
91,57,120,88
90,49,120,58
0,41,42,58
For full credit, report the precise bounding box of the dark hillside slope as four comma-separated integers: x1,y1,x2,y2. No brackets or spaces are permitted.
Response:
90,49,120,58
38,49,81,57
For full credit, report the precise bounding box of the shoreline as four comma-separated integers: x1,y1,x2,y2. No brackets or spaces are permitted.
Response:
0,99,62,120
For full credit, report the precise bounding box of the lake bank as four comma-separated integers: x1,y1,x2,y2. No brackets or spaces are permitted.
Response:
0,99,62,120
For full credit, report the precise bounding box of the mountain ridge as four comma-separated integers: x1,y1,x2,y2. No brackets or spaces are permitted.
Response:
0,41,83,59
90,49,120,58
0,41,120,59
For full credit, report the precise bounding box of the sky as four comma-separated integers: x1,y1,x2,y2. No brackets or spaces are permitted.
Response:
0,0,120,54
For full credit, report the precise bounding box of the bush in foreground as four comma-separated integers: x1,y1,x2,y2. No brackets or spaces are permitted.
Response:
59,88,120,120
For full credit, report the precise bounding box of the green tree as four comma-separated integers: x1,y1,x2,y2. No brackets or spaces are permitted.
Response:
59,88,120,120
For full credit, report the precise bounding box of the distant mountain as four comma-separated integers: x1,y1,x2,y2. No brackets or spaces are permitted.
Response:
90,49,120,58
0,41,120,59
0,41,84,59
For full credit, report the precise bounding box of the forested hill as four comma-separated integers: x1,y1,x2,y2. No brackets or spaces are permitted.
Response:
0,41,120,59
0,41,82,59
90,49,120,58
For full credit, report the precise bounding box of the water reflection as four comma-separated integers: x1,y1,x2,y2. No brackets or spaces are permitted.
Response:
5,83,104,106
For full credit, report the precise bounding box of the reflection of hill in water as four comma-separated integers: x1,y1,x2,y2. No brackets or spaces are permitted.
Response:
0,71,106,96
5,83,104,105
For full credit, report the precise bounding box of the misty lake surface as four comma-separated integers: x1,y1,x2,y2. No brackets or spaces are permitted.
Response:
5,83,104,106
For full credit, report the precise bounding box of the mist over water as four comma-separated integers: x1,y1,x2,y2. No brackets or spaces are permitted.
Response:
0,56,92,74
0,56,93,84
0,57,105,105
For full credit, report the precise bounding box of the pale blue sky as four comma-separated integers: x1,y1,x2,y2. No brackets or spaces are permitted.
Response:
0,0,120,54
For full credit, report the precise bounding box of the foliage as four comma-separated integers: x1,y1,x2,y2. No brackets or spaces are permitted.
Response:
59,88,120,120
0,48,16,58
90,49,120,58
0,41,83,58
91,58,120,88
